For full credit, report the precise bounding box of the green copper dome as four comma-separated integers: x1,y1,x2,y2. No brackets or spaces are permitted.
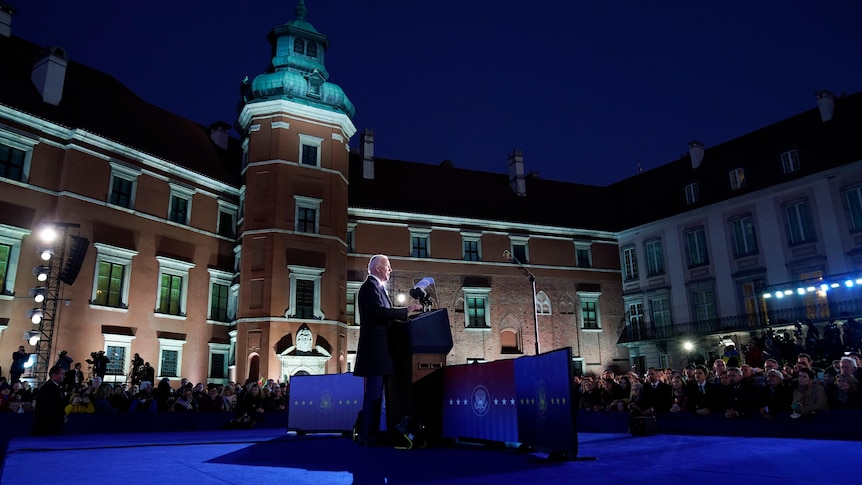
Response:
243,0,355,118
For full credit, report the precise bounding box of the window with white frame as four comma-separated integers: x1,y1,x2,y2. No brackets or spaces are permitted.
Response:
158,337,185,378
730,215,758,257
217,200,237,238
684,183,699,205
286,265,325,319
781,150,801,174
574,241,592,268
729,168,746,190
208,342,230,381
346,281,362,325
645,239,664,277
294,195,321,234
0,224,29,297
102,333,135,384
685,226,709,267
91,243,137,309
510,236,529,264
462,232,482,262
347,223,356,253
168,183,194,225
690,285,718,324
410,228,431,258
578,291,601,330
784,198,816,245
0,130,37,183
464,287,491,328
155,256,195,318
844,186,862,233
649,295,672,330
622,246,638,281
207,268,234,324
108,161,140,209
535,290,552,315
627,301,644,339
298,134,323,167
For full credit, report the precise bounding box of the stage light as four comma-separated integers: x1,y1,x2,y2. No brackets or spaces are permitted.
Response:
30,287,48,303
27,308,44,324
37,246,54,261
38,225,59,244
33,266,50,282
846,280,855,288
683,341,694,351
23,330,41,346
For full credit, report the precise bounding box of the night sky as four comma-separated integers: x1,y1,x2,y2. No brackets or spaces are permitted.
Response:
11,1,862,186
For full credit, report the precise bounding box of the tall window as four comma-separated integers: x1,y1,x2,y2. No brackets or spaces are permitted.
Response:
627,301,645,340
462,233,481,262
158,338,185,378
410,229,431,258
91,243,137,310
623,246,638,281
286,265,324,319
845,186,862,233
293,37,304,54
535,290,552,315
155,257,194,318
102,333,134,383
784,199,816,245
105,345,126,376
575,242,592,268
294,195,321,234
741,279,767,327
691,287,717,324
208,268,233,324
729,168,746,190
730,215,758,257
0,225,27,296
685,183,699,205
650,296,672,330
511,240,529,264
463,287,491,328
578,291,601,330
685,227,709,267
208,343,230,381
0,143,25,181
217,201,237,238
645,239,664,277
108,162,140,209
0,243,10,295
306,41,317,58
781,150,801,174
347,224,356,253
298,134,323,167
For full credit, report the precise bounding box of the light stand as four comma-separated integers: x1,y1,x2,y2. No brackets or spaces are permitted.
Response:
504,250,540,355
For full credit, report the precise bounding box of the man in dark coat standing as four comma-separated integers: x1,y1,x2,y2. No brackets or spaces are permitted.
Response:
32,365,66,436
10,345,29,384
354,254,421,446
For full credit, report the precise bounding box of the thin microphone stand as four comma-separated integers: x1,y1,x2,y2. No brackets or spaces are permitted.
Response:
504,250,540,355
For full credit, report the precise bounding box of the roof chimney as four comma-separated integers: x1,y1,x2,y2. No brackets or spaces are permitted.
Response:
32,46,68,106
816,90,835,122
361,128,375,180
0,2,15,37
209,122,230,149
688,141,704,169
508,149,526,196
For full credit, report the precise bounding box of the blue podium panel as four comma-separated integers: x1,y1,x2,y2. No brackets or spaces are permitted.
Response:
442,359,518,443
514,347,577,458
288,373,364,433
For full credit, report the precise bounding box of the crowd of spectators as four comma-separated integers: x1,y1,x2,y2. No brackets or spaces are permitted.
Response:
575,351,862,421
0,373,290,427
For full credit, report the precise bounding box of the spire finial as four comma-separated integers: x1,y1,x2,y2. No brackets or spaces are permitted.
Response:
295,0,307,20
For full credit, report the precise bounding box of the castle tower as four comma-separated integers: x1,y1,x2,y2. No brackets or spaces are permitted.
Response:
234,0,356,383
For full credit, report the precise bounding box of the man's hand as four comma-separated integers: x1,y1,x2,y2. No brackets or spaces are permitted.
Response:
407,303,423,313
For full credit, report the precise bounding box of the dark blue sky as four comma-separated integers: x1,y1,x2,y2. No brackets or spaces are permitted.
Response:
12,1,862,186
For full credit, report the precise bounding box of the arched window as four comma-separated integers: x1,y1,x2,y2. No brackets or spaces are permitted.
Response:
293,37,305,54
536,290,552,315
306,41,317,58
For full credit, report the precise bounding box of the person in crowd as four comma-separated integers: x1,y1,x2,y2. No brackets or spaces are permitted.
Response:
171,386,198,412
746,338,764,368
82,376,101,398
609,376,632,412
222,383,238,411
192,382,207,402
55,350,73,371
827,373,862,410
722,344,741,367
669,374,689,413
757,369,792,418
711,359,727,386
92,383,117,413
64,393,95,415
578,378,603,411
63,362,85,392
643,367,672,413
627,382,654,417
264,385,287,412
353,254,422,446
129,381,158,412
198,384,228,412
722,366,755,418
762,338,782,366
236,383,266,422
10,345,29,384
88,350,110,379
8,381,33,413
153,377,175,411
31,365,66,436
838,356,859,381
790,367,828,419
109,384,131,412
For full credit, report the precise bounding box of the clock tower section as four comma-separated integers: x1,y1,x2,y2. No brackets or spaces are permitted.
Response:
235,1,356,383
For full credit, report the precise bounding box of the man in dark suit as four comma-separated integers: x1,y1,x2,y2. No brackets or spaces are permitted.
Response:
686,364,721,415
32,365,67,436
643,367,672,413
10,345,29,384
354,254,421,446
63,362,85,392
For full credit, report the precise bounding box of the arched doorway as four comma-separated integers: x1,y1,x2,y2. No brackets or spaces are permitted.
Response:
247,353,260,383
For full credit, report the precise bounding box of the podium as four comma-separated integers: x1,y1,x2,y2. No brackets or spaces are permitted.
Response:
388,308,453,441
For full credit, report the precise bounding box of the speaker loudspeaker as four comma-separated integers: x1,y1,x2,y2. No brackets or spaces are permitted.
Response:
59,236,89,285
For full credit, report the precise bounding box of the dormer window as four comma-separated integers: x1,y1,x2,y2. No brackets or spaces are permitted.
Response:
306,42,317,58
729,168,746,190
293,38,305,54
685,183,699,205
781,150,800,174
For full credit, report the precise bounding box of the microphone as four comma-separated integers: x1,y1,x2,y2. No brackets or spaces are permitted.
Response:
409,277,435,307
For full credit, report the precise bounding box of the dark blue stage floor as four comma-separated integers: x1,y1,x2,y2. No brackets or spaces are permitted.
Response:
2,429,855,484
